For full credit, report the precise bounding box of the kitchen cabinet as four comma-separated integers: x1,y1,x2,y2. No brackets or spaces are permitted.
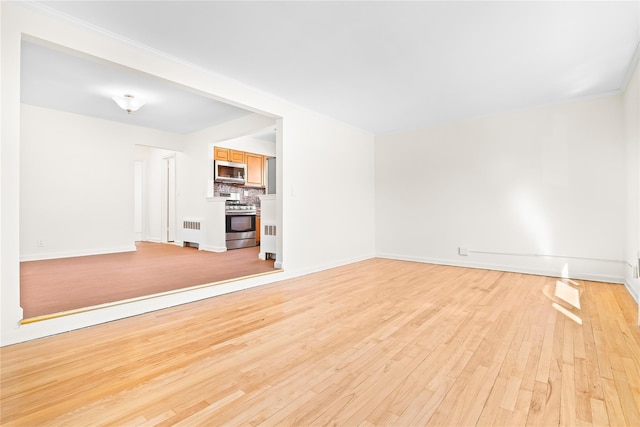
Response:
230,150,246,164
245,153,265,187
215,147,266,188
214,146,230,161
214,147,245,164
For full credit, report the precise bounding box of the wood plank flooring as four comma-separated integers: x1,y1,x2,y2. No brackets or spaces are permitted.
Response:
2,259,639,426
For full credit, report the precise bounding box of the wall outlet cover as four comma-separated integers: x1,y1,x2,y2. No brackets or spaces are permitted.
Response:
459,246,468,256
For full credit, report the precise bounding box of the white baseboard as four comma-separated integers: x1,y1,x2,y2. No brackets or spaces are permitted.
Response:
282,252,375,278
20,245,137,262
199,244,227,253
624,279,639,304
376,253,625,285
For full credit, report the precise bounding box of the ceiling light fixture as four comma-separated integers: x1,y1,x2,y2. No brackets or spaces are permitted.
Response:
112,94,144,114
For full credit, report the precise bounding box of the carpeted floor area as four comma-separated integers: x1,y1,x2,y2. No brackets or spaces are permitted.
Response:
20,242,276,318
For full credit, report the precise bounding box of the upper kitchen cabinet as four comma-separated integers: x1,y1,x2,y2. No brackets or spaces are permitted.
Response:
214,146,245,164
214,146,230,161
230,150,246,164
245,153,265,188
214,146,266,188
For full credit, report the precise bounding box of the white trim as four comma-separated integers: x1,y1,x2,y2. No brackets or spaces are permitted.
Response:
2,269,286,346
134,160,146,243
376,253,625,285
20,245,137,262
624,279,639,304
281,253,375,279
0,253,378,346
161,154,177,244
468,249,625,265
199,244,227,253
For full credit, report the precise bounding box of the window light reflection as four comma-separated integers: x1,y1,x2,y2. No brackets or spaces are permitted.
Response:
542,278,583,325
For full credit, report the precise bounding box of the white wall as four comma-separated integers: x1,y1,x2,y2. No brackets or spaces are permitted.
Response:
21,102,252,262
217,135,276,157
20,104,183,261
1,2,376,345
623,60,640,305
281,109,376,272
376,95,627,283
134,145,184,244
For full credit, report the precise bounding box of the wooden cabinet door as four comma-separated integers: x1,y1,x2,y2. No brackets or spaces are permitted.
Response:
230,150,245,164
245,153,264,187
214,146,230,161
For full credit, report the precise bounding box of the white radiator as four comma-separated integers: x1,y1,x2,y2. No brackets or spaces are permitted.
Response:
182,218,205,248
261,223,277,256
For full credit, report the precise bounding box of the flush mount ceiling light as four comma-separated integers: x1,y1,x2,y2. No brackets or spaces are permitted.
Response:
112,94,144,114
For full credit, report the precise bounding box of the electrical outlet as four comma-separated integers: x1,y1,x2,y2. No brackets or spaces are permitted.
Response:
458,246,468,256
36,239,45,247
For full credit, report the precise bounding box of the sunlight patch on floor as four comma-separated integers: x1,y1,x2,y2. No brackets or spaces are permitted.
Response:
543,277,584,325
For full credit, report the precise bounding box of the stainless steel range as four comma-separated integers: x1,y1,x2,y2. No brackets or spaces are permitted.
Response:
217,192,257,250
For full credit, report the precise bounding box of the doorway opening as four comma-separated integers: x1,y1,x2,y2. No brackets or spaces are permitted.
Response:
17,38,284,322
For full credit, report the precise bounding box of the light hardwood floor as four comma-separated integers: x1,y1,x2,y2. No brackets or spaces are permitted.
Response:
2,259,639,426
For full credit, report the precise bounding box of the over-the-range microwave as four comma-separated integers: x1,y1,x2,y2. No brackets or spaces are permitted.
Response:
214,160,247,184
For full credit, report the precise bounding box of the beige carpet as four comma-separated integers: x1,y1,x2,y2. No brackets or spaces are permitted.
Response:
20,242,276,318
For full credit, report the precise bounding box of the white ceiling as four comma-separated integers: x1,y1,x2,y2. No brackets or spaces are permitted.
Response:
26,1,640,135
21,41,255,134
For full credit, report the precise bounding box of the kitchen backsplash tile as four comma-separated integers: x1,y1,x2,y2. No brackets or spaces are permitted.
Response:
214,183,265,206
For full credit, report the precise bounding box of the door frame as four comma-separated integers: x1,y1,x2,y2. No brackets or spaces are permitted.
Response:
161,154,177,243
133,160,145,242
